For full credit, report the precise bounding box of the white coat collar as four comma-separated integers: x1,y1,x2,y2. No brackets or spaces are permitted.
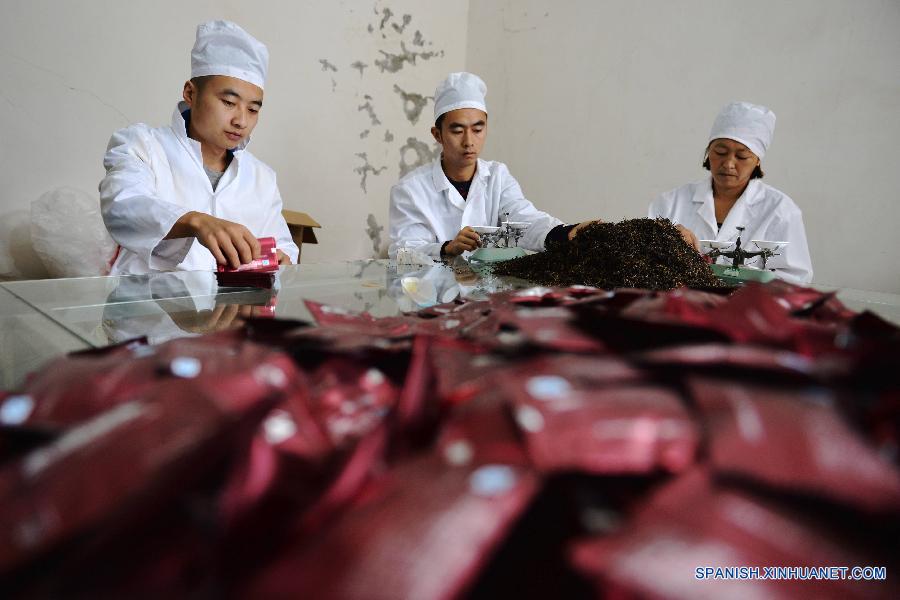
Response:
430,156,490,191
693,176,763,239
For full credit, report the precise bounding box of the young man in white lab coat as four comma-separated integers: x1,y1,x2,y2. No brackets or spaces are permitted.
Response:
389,72,586,260
100,20,299,275
649,102,813,284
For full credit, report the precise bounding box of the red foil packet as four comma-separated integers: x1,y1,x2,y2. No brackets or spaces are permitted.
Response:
503,285,611,307
499,305,607,353
308,357,398,448
238,455,538,600
634,343,851,382
707,283,848,358
500,356,696,474
217,370,334,526
571,468,895,599
436,389,530,469
304,300,415,338
620,287,728,322
0,361,293,575
416,306,502,346
428,337,515,406
216,236,278,273
572,305,730,351
690,377,900,514
13,335,296,429
763,279,858,325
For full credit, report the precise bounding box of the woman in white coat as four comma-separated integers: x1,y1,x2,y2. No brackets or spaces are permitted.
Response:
649,102,813,284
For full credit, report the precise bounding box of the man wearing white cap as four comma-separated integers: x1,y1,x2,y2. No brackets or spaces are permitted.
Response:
649,101,813,284
100,20,299,275
389,72,584,259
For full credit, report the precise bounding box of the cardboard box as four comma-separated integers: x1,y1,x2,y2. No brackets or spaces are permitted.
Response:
281,210,321,262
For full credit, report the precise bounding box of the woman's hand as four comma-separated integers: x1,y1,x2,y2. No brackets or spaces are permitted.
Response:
675,224,701,252
568,220,603,240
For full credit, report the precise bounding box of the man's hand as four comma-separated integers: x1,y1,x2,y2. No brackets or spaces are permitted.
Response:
168,211,261,269
675,224,701,252
276,249,292,265
568,219,604,241
443,226,481,256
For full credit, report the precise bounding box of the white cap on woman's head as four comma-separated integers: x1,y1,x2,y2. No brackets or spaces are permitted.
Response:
434,72,487,122
190,20,269,90
708,101,776,159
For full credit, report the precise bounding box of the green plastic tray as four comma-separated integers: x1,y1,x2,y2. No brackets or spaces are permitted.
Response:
469,247,527,263
711,263,777,285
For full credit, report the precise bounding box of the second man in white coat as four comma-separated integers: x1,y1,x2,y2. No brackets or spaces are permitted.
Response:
389,72,583,260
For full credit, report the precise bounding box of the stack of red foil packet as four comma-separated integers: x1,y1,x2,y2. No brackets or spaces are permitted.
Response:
0,280,898,598
215,236,279,288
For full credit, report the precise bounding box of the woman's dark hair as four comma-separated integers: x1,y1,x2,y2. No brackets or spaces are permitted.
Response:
703,146,764,179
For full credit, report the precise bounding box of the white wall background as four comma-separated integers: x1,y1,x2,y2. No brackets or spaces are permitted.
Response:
468,0,900,293
2,1,898,293
0,0,467,277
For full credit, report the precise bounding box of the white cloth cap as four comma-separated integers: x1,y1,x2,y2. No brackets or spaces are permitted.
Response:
434,72,487,122
190,20,268,90
708,101,776,159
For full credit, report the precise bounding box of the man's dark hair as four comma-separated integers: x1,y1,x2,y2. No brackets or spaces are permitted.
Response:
190,75,214,93
703,154,764,179
435,113,445,130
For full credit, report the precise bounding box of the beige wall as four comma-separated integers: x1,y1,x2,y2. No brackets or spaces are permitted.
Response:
0,0,468,277
467,0,900,293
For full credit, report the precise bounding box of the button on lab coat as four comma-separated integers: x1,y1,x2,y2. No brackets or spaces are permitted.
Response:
389,158,562,258
649,177,813,284
100,102,299,275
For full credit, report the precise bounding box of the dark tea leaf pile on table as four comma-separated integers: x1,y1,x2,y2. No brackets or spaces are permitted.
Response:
1,277,898,598
493,218,724,290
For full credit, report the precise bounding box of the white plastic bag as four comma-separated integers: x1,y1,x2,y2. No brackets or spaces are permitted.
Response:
30,187,118,278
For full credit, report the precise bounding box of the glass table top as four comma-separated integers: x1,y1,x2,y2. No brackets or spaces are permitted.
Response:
0,285,89,389
2,259,899,362
0,260,524,349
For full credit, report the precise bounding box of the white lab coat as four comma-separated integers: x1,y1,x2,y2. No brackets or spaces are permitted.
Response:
100,102,299,275
649,177,813,284
389,158,563,259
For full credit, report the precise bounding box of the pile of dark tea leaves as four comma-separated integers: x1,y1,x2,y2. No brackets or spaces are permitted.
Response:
492,218,725,290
